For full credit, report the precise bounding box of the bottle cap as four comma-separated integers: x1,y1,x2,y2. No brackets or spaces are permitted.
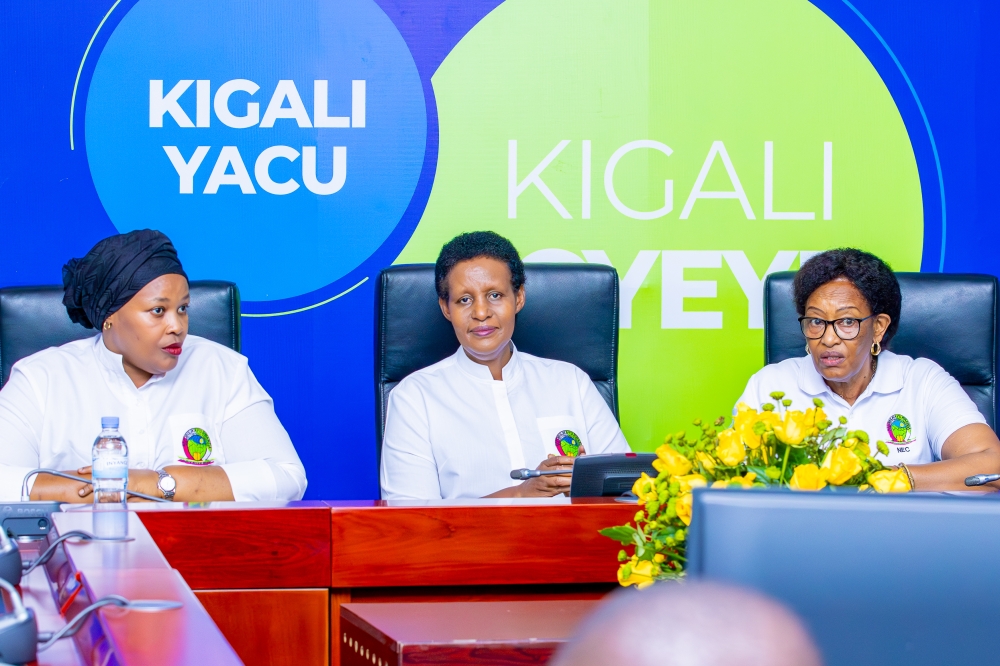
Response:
101,417,120,429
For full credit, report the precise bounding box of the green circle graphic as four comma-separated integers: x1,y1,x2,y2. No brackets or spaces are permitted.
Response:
399,0,923,452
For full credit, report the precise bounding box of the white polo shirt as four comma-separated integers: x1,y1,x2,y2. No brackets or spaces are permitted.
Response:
0,334,307,501
737,351,987,464
380,345,630,499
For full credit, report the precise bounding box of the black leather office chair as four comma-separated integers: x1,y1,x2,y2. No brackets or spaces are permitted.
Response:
375,263,620,462
764,272,1000,429
0,281,241,387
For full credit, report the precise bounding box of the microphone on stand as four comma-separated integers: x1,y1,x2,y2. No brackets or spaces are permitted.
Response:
964,474,1000,487
510,468,573,481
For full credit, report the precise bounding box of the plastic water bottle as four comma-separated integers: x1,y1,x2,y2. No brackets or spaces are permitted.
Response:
92,417,128,506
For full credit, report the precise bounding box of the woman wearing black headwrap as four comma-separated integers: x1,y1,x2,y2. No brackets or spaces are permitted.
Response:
0,230,307,502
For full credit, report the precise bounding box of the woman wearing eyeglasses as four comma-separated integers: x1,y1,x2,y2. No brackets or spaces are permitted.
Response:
736,248,1000,491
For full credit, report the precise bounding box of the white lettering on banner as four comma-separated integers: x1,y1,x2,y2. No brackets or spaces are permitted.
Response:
723,250,798,328
524,249,814,330
680,141,755,220
823,142,833,220
508,140,572,219
618,251,661,329
214,79,261,128
764,141,814,220
352,80,366,128
302,146,347,195
604,140,674,220
255,146,301,195
260,80,313,128
204,146,256,194
162,146,209,194
510,140,831,221
196,80,210,128
313,80,350,128
149,80,194,128
151,79,365,195
662,251,724,329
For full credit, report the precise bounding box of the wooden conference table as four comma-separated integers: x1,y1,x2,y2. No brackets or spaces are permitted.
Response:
25,498,635,665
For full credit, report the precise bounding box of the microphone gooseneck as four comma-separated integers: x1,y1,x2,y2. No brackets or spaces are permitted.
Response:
21,469,170,503
510,468,573,480
964,473,1000,487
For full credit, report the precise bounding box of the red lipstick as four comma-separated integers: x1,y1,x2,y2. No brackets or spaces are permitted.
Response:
163,343,183,356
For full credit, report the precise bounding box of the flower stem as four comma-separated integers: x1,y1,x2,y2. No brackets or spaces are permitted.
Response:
779,444,791,486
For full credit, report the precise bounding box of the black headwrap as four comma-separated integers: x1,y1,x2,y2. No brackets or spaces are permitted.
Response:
62,229,188,329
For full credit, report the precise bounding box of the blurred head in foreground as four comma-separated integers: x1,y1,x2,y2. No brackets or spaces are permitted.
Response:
550,581,822,666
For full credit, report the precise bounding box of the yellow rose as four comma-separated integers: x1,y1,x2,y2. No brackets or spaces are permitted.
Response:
789,463,829,491
617,557,657,588
726,471,757,488
868,468,912,493
822,447,863,485
716,429,746,467
773,410,809,446
675,492,693,526
711,480,728,488
733,403,776,449
653,444,692,477
808,406,827,426
631,472,658,505
676,474,707,494
695,451,717,472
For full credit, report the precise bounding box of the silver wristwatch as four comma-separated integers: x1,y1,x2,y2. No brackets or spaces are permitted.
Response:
156,470,177,501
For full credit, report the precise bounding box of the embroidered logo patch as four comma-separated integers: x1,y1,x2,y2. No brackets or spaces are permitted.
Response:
179,427,214,465
886,414,914,444
555,430,582,457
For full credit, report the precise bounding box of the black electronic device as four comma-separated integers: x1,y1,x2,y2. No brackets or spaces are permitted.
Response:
568,453,656,497
0,578,36,665
0,502,60,539
0,528,21,587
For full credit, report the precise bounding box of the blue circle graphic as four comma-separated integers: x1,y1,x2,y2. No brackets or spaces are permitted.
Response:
85,0,426,301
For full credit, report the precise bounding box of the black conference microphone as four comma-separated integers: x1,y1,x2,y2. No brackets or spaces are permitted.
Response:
965,474,1000,487
510,468,573,481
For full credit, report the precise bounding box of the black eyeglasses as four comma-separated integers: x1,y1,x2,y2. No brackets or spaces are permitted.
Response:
798,315,874,340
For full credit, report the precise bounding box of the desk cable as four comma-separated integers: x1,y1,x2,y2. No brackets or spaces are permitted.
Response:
21,469,169,503
36,595,182,652
21,530,134,577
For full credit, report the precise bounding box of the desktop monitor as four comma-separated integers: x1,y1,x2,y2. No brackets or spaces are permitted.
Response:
569,453,656,497
687,488,1000,666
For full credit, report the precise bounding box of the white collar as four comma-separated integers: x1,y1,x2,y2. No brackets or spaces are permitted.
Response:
93,334,166,391
797,350,903,403
453,341,522,385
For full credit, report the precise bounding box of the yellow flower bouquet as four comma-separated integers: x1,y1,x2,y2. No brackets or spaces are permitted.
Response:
601,392,911,587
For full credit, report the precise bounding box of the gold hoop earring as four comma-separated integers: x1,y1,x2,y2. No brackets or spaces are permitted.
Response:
103,321,112,331
871,340,881,356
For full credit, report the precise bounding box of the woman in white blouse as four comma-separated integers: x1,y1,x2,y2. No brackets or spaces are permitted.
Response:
0,229,306,502
738,248,1000,491
380,231,629,500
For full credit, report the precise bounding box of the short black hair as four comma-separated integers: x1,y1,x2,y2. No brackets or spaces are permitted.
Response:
793,248,902,346
434,231,526,300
